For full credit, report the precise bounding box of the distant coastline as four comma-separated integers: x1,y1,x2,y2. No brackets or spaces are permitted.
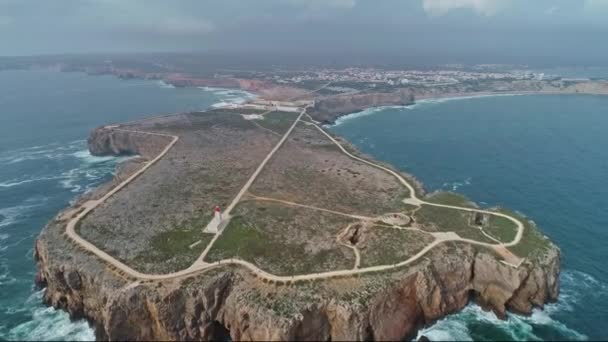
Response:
327,87,608,126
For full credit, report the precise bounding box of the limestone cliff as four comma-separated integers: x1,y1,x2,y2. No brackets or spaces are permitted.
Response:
34,126,560,341
309,88,415,124
88,126,172,158
35,231,559,341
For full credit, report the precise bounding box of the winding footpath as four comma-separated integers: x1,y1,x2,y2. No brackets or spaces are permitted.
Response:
63,108,526,283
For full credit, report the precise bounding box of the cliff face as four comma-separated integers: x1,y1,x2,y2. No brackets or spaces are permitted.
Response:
35,125,560,341
35,229,559,341
310,88,415,124
87,127,171,158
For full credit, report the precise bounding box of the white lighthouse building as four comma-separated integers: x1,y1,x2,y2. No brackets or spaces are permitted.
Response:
203,205,222,233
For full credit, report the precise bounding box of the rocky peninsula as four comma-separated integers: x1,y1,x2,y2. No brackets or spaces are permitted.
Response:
33,105,560,341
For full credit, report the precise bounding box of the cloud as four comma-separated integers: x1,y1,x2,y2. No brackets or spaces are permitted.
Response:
422,0,508,16
287,0,356,9
584,0,608,12
76,0,215,36
0,16,11,26
544,6,559,15
133,18,215,36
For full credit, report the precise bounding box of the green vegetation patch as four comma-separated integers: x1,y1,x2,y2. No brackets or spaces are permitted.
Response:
485,213,519,243
505,210,553,260
359,227,435,267
256,111,300,134
414,204,495,243
205,201,355,276
132,214,213,273
186,111,257,130
425,192,477,208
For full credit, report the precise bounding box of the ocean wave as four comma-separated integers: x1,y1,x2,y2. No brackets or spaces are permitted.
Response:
329,93,533,127
2,290,95,341
442,177,472,191
415,270,595,341
71,149,124,164
0,176,64,188
0,140,86,165
0,149,125,192
407,93,529,110
332,105,406,127
0,200,46,228
198,86,257,108
157,80,175,89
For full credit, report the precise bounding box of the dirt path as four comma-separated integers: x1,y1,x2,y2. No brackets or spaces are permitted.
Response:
197,107,309,262
63,106,526,283
246,194,373,221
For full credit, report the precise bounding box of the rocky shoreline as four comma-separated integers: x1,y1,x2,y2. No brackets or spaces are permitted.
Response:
33,124,561,341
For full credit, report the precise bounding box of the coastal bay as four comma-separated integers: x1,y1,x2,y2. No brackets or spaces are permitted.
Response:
331,94,608,340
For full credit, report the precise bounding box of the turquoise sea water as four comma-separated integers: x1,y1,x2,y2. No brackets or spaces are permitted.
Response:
0,69,253,340
330,94,608,341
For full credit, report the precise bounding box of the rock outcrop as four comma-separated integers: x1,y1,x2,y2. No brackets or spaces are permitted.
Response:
35,229,559,341
309,88,415,124
87,127,171,158
35,123,560,341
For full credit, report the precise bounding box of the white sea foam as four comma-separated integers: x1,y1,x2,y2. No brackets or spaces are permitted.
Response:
330,93,533,127
0,202,43,228
4,290,95,341
413,93,528,107
416,270,595,341
332,105,406,127
0,140,86,165
199,86,257,108
0,176,64,188
442,177,472,191
157,80,175,89
71,149,119,163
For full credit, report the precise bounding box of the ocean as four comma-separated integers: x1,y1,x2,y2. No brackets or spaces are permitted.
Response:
330,94,608,341
1,69,606,341
0,69,253,340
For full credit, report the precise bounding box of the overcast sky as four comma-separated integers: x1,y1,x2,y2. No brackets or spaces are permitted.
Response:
1,0,608,66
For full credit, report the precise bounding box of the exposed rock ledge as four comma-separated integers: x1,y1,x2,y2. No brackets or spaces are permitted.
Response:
309,88,415,124
88,126,173,158
34,127,560,341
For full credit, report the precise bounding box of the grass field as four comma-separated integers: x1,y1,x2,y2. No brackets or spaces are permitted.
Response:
255,111,300,134
131,213,213,273
205,201,356,275
413,204,495,243
505,210,553,260
425,192,477,208
358,226,435,267
485,214,519,243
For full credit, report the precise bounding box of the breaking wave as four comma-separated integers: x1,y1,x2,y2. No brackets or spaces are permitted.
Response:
156,80,175,89
0,176,64,188
0,142,130,194
407,93,528,110
0,200,46,229
332,105,406,127
330,93,532,127
200,86,257,108
442,177,472,191
0,140,86,165
415,269,595,341
1,290,95,341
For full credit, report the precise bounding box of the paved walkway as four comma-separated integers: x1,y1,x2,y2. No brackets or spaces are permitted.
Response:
62,107,527,283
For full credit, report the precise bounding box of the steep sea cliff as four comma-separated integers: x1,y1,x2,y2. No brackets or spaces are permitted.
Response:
33,125,560,341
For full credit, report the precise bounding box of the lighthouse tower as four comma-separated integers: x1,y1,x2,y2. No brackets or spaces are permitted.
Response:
203,205,222,233
214,205,222,222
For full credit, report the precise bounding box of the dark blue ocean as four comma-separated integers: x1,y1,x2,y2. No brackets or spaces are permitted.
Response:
0,69,253,340
330,94,608,341
1,69,607,341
